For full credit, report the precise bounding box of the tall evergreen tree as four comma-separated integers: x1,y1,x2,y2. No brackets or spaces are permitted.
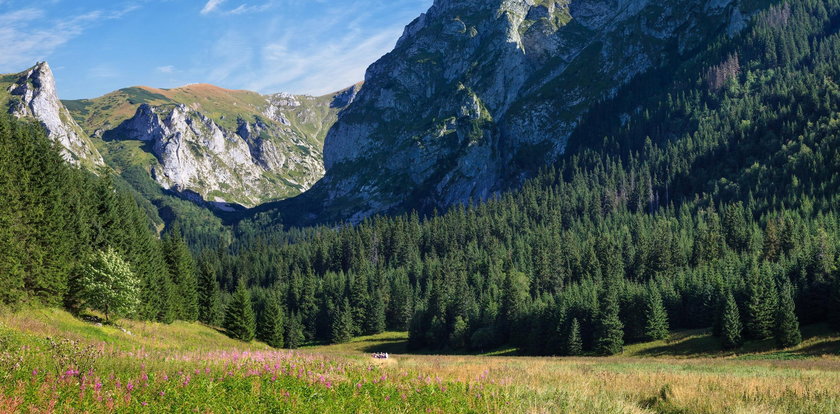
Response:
565,317,583,356
163,229,199,321
196,257,223,325
775,280,802,348
721,291,743,350
644,288,670,341
595,287,624,355
285,312,305,349
257,293,285,348
745,265,777,340
330,298,355,344
224,280,256,342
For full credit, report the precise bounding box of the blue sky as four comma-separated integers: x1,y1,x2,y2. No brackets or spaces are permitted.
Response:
0,0,431,99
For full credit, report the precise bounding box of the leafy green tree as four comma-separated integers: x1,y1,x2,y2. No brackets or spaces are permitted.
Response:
595,287,624,355
224,280,256,342
644,288,669,341
775,280,802,348
721,291,743,350
565,318,583,356
78,248,140,322
258,294,285,348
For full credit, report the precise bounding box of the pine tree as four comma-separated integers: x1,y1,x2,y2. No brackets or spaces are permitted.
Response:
745,265,777,340
644,288,669,341
565,317,583,356
775,280,801,349
285,312,305,349
330,298,355,344
595,287,624,355
196,258,222,325
721,291,743,350
364,288,386,335
224,280,256,342
258,294,285,348
163,229,199,321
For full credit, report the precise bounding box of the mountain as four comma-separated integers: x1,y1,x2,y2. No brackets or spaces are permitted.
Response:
64,83,359,208
0,62,103,168
279,0,764,224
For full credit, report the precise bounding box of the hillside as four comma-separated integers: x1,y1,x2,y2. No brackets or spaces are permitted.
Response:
0,310,837,412
270,0,768,224
63,82,357,208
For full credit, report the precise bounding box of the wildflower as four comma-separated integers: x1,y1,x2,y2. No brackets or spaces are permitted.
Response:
385,395,391,401
127,383,134,392
31,370,38,376
141,402,148,406
159,391,165,396
95,382,103,392
356,383,362,389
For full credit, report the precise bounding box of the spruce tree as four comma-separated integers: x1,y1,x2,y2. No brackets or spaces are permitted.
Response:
257,294,285,348
565,317,583,356
163,229,199,321
285,312,305,349
196,258,222,325
330,298,355,344
745,265,777,340
721,291,743,350
224,280,256,342
644,288,669,341
595,287,624,355
364,289,386,335
775,280,801,349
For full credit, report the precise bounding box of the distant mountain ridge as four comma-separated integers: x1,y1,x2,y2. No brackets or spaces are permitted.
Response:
1,62,359,210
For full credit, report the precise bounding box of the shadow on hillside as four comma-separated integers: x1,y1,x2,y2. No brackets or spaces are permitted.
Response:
358,337,521,357
635,334,724,357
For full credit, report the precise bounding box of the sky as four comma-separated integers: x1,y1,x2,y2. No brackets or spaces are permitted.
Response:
0,0,432,99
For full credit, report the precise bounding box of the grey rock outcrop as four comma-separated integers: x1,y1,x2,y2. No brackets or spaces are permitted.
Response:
108,103,324,207
307,0,750,222
6,62,103,167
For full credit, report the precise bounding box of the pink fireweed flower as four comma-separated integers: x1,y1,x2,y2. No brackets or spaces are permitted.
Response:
356,383,362,389
32,370,38,376
126,383,134,392
141,402,148,406
159,391,165,396
385,395,391,401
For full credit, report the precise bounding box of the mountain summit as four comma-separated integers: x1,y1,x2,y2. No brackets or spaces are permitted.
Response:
290,0,753,223
1,62,103,167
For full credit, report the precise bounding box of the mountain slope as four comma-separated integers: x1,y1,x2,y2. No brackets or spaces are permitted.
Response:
276,0,767,224
0,62,103,168
65,83,358,208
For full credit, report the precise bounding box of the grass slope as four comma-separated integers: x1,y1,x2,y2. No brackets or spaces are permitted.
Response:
2,310,838,413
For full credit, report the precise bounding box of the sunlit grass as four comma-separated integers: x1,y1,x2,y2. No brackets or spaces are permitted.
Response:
1,310,839,413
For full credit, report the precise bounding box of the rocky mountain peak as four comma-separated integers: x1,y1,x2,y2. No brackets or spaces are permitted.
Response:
6,62,103,167
298,0,749,224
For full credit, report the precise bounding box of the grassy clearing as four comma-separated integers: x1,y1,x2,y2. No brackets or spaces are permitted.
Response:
1,310,839,413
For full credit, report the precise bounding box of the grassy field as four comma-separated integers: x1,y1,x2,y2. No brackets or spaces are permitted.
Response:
1,309,838,413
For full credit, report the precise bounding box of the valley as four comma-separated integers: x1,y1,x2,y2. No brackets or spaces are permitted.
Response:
1,0,840,412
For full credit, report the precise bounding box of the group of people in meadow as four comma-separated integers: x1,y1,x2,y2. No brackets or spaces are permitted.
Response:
371,352,389,359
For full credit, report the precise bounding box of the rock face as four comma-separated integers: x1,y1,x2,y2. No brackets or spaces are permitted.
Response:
306,0,751,222
56,78,354,207
4,62,103,167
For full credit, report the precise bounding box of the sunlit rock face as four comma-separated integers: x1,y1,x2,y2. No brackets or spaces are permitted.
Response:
7,62,103,167
310,0,747,223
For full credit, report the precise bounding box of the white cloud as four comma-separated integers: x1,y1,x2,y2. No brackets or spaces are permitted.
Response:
0,6,138,72
198,0,429,95
156,65,176,74
201,0,225,15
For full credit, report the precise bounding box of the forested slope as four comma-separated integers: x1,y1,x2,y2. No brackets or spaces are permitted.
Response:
205,0,840,354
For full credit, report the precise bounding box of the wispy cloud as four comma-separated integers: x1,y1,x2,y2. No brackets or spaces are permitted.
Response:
156,65,176,74
200,0,225,15
199,0,428,95
0,5,138,72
